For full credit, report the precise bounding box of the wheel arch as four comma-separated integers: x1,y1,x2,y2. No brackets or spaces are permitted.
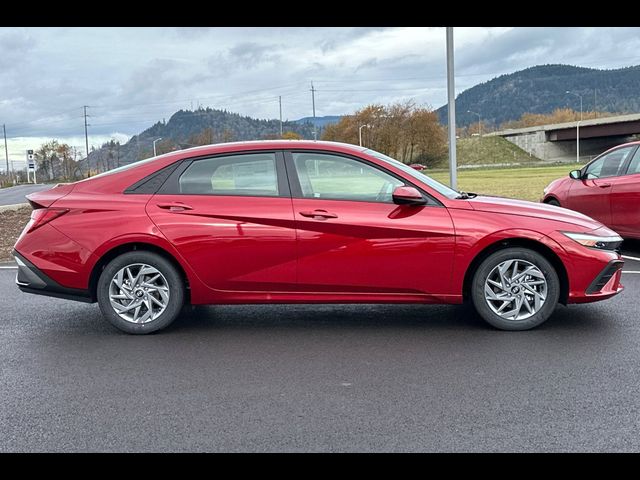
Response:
543,195,561,205
462,237,569,305
89,242,190,303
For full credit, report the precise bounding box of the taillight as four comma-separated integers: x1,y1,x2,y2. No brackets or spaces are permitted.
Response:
27,208,69,233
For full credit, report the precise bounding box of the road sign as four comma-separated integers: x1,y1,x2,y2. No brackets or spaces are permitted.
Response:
26,149,36,183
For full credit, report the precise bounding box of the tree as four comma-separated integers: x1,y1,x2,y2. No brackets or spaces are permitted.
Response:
321,101,447,166
281,131,302,140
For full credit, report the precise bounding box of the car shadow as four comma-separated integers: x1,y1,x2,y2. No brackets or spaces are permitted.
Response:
164,302,615,335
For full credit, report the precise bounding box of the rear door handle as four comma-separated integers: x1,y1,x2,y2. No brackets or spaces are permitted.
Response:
299,209,338,219
157,202,194,212
598,183,612,188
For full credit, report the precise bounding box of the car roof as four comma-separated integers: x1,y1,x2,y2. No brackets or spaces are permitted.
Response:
168,139,368,157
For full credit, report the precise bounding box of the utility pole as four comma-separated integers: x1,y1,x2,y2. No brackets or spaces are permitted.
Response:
311,81,317,141
446,27,457,190
83,106,90,177
279,96,283,137
594,88,597,118
3,124,8,177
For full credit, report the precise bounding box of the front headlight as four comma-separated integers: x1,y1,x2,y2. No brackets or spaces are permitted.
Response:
561,231,623,251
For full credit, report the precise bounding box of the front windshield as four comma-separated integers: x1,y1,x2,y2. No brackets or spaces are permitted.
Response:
364,148,460,199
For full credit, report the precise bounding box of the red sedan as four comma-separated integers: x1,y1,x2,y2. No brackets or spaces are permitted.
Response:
14,140,623,334
543,141,640,239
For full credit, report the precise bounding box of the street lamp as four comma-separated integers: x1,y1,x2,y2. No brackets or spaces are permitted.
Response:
566,91,583,163
153,137,163,157
358,124,370,147
467,110,482,136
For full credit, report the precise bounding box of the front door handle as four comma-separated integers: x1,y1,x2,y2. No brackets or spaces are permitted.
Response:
598,183,612,188
157,202,194,212
299,209,338,219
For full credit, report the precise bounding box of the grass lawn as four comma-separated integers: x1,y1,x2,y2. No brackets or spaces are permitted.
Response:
428,164,583,202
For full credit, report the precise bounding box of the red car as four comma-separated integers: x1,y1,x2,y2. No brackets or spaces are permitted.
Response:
14,140,624,334
543,141,640,239
409,163,426,171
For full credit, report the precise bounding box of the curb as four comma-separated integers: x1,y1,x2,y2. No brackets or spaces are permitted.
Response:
0,203,29,212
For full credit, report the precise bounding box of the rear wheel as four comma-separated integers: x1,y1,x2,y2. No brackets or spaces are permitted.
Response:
97,251,185,334
545,198,560,207
471,247,560,331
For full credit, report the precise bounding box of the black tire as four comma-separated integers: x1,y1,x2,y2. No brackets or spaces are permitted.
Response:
546,198,560,207
471,247,560,331
97,251,185,334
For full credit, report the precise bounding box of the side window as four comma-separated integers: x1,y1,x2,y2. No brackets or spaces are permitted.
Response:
178,153,279,196
585,147,634,179
292,152,404,203
625,148,640,175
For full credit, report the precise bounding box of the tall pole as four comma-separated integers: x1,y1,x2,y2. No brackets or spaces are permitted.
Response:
359,124,369,147
311,81,317,141
83,106,90,177
567,91,582,164
3,124,8,176
446,27,457,190
153,137,162,157
578,95,582,164
594,88,597,118
467,110,481,136
279,96,283,137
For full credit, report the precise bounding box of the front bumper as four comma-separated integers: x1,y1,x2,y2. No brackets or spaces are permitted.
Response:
571,259,624,304
14,250,94,303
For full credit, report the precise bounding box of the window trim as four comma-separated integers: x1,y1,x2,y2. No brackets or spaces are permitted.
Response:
581,144,639,180
156,150,290,198
283,149,442,206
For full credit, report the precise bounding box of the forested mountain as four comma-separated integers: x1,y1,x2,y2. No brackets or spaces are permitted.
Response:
83,108,319,170
436,64,640,127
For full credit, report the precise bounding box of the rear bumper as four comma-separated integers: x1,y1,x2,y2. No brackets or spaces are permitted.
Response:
13,250,94,303
570,259,624,304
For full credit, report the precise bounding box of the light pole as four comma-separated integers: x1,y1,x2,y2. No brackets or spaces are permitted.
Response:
446,27,457,190
153,137,162,157
467,110,481,136
566,91,583,163
359,124,370,147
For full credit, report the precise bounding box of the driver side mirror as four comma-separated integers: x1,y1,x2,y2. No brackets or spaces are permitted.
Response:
569,169,582,180
392,186,427,205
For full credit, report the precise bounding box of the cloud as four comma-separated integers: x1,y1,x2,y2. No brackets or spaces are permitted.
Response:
2,26,640,153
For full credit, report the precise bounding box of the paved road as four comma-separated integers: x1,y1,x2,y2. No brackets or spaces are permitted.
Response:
1,254,640,452
0,184,53,206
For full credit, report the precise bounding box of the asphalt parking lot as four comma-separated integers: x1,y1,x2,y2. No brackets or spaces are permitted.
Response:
1,247,640,452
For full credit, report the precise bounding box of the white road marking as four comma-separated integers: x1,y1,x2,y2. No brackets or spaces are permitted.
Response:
0,266,18,269
622,271,640,274
622,255,640,262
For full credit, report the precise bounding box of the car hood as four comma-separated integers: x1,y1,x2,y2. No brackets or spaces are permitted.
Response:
465,195,603,230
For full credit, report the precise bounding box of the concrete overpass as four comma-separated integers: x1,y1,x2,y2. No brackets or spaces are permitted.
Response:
488,113,640,163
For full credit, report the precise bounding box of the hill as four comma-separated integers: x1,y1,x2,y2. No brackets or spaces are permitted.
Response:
84,108,318,170
294,115,342,128
436,64,640,127
432,136,543,168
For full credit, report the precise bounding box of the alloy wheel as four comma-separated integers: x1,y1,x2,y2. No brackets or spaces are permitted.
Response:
108,263,170,324
484,259,548,321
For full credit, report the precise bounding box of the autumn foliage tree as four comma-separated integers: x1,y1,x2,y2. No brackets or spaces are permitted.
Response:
322,101,447,166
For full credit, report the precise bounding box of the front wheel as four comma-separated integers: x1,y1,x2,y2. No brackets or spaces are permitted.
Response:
545,198,560,207
97,251,185,334
471,247,560,331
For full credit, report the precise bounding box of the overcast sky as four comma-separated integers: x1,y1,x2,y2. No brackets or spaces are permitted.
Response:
2,26,640,167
